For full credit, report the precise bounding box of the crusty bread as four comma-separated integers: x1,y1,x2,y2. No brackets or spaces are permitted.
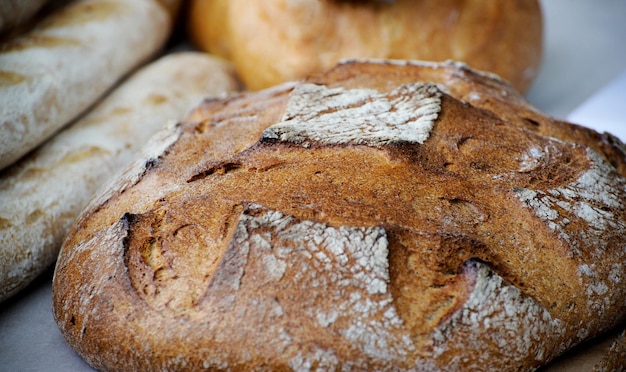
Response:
188,0,543,93
0,52,239,303
0,0,172,170
53,60,626,371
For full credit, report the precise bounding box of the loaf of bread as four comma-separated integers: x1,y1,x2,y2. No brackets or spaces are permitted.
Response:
188,0,543,92
0,0,173,170
0,52,239,303
53,60,626,371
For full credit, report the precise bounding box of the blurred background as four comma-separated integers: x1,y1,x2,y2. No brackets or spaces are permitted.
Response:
0,0,625,371
527,0,626,121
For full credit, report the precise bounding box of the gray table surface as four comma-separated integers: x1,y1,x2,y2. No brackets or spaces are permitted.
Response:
2,1,626,371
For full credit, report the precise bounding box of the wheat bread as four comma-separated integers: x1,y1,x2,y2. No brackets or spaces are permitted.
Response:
53,60,626,371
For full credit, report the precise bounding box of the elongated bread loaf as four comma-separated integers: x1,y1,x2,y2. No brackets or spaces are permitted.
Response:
0,52,239,303
0,0,172,170
0,0,50,34
53,60,626,371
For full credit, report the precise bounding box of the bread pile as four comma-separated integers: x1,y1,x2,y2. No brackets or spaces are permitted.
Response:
2,1,625,371
0,0,239,302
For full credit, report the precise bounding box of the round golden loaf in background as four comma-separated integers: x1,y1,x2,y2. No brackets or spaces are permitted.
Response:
188,0,543,92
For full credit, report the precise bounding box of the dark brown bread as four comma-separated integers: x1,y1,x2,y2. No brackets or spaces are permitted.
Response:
53,60,626,371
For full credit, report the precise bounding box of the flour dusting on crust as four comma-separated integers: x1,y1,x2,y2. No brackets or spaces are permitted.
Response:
207,203,414,368
0,0,169,169
427,260,566,370
515,148,626,337
261,83,441,147
80,120,183,217
209,204,573,370
516,148,626,259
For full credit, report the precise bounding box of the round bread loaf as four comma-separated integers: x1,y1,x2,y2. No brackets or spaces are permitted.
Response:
188,0,543,92
53,60,626,371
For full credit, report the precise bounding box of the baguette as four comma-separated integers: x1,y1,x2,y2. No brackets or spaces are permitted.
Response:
53,60,626,371
0,52,239,303
0,0,172,170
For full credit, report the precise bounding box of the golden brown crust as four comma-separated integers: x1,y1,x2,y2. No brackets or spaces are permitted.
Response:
188,0,543,92
54,60,626,371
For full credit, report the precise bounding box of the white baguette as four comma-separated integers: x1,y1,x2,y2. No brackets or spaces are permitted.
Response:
0,52,239,303
0,0,171,170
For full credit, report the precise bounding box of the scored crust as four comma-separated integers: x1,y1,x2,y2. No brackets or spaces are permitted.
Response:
53,60,626,371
